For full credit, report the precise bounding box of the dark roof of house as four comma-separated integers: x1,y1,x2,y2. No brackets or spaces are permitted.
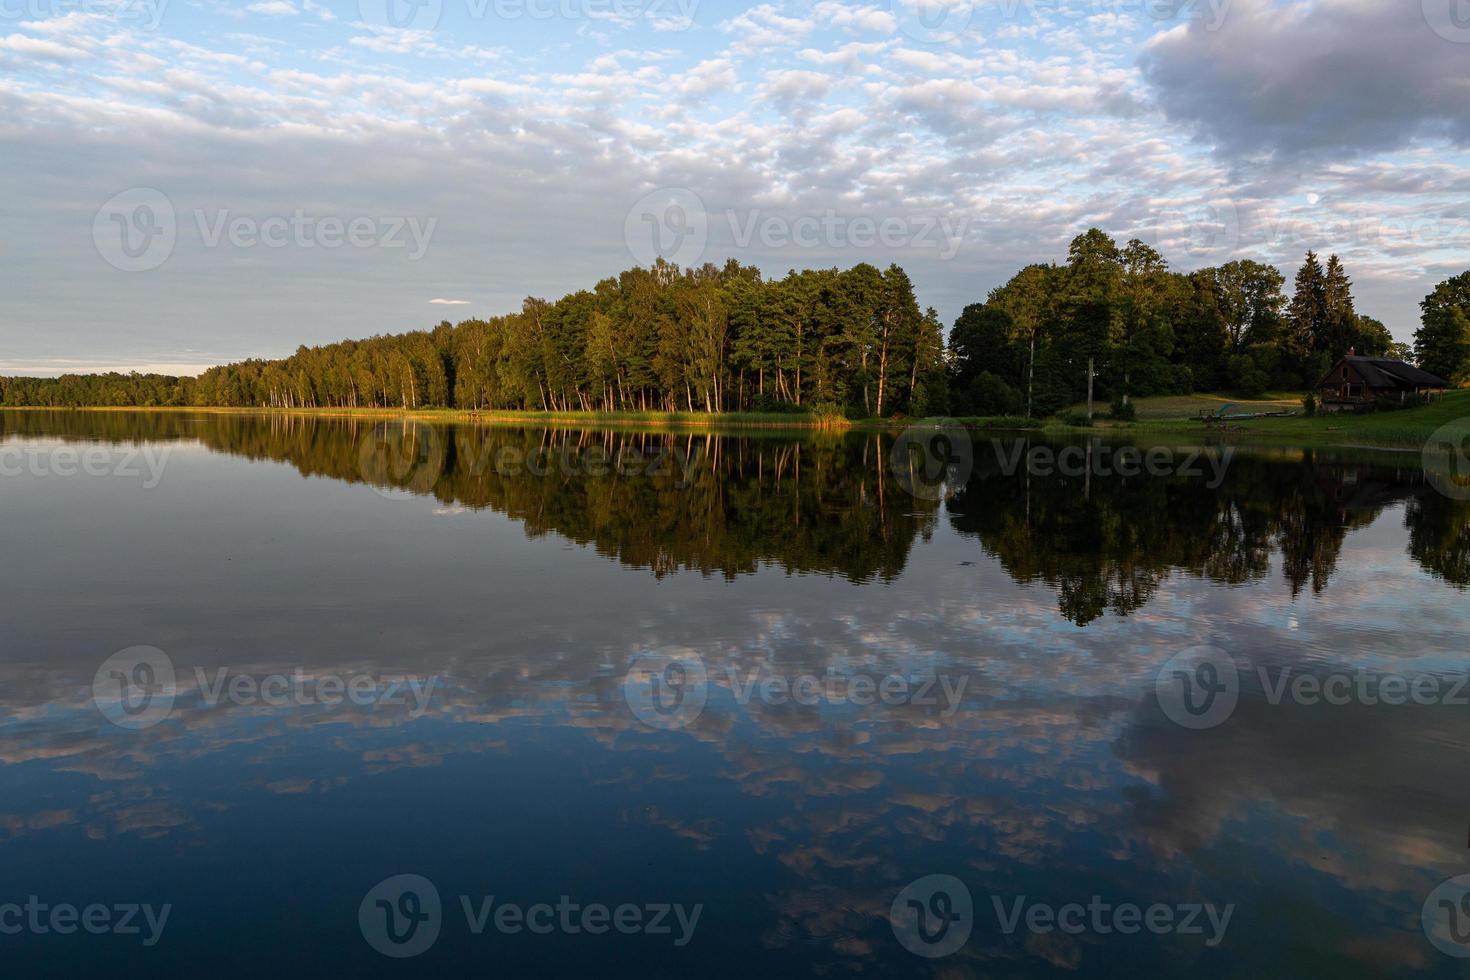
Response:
1319,356,1451,391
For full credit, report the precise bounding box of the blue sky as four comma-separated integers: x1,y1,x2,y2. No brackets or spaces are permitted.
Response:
1,0,1467,374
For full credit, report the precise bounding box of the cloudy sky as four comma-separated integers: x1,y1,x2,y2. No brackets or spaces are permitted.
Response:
1,0,1467,375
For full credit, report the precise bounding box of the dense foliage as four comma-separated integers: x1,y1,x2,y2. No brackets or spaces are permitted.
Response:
3,236,1465,415
947,230,1418,417
74,259,942,418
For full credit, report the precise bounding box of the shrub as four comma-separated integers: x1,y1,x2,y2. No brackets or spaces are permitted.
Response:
956,371,1023,417
1108,397,1136,421
1302,393,1317,417
1061,410,1092,427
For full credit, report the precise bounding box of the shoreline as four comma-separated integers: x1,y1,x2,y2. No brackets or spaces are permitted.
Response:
1,393,1464,450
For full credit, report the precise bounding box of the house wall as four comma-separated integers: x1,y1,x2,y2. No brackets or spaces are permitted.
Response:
1319,362,1378,405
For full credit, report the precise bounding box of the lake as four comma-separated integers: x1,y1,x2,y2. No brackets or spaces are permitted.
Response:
1,410,1468,976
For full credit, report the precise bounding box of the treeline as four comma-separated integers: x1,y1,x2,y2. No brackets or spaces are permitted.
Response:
952,230,1414,417
3,236,1466,415
950,231,1470,417
0,372,193,408
180,260,943,417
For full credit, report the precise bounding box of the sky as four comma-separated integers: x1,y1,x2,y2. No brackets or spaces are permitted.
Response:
1,0,1467,376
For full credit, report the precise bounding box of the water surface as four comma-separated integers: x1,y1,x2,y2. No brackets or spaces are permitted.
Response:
1,411,1467,976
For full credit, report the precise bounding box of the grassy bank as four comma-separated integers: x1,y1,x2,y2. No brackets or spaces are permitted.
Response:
0,404,859,430
1027,388,1470,449
5,390,1466,448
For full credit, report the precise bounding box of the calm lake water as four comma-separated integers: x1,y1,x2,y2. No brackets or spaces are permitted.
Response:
1,410,1468,977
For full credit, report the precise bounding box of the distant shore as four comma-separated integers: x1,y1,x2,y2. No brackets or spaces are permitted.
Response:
2,390,1465,449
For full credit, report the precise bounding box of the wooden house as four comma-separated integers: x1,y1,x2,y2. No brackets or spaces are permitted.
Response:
1316,352,1450,412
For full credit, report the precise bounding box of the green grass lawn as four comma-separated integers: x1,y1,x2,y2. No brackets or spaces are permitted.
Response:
1065,392,1302,420
1044,388,1470,448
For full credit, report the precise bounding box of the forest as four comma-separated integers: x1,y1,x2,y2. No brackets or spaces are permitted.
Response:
3,230,1467,416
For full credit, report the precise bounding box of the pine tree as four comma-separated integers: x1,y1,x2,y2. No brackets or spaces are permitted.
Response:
1286,250,1327,375
1322,254,1356,359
